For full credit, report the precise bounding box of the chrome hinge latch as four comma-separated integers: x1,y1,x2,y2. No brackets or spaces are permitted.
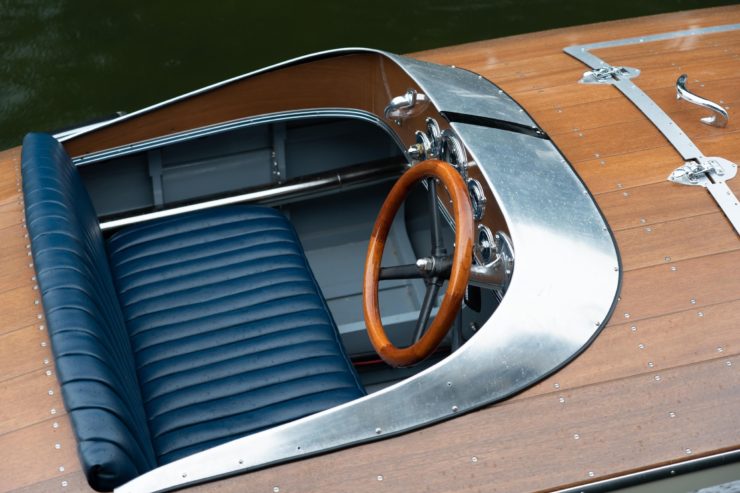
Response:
580,64,640,85
668,157,736,186
668,156,740,234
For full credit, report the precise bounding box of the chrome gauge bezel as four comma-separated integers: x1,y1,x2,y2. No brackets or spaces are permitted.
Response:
467,178,486,221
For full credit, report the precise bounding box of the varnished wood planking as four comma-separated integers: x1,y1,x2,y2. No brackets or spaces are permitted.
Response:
616,248,740,324
0,416,81,492
192,354,740,493
0,148,21,205
0,357,66,435
532,79,739,137
523,298,740,398
598,181,723,230
8,473,90,493
0,324,50,383
0,225,34,294
572,145,683,194
616,212,740,271
570,133,740,195
0,285,45,336
0,146,85,492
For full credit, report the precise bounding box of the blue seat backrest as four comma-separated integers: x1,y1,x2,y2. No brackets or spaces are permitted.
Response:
21,133,157,491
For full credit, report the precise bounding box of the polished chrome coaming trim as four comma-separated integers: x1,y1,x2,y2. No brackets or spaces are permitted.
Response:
71,108,398,166
117,50,619,493
565,23,740,234
553,449,740,493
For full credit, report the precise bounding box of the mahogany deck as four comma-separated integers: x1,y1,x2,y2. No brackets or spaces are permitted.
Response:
1,5,739,493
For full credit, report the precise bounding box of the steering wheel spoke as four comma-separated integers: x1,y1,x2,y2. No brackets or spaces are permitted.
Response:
379,264,424,280
412,278,442,342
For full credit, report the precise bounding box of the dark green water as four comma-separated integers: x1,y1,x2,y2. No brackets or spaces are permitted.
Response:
1,0,737,148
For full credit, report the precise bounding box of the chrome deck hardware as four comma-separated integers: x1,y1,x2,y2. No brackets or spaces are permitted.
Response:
566,24,740,235
668,157,740,233
668,157,737,187
676,74,729,128
579,64,639,85
384,89,429,123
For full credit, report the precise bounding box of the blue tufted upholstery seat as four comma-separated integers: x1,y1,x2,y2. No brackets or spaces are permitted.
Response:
22,133,365,491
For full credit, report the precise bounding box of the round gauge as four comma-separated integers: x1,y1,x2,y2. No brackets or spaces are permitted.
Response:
442,130,467,173
425,117,442,157
475,224,495,264
467,178,487,220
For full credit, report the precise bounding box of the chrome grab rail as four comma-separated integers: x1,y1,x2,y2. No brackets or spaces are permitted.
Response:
676,74,729,128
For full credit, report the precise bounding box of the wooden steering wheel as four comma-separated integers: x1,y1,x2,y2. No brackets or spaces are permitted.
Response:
363,159,474,367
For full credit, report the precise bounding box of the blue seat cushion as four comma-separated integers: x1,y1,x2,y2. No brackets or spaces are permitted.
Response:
107,206,365,464
22,133,158,491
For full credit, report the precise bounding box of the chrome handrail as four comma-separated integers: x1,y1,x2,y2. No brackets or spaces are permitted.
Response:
676,74,729,128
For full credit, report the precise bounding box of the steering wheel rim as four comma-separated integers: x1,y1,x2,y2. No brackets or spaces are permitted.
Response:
363,159,474,367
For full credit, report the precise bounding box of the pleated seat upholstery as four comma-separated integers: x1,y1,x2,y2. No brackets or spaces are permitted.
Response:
21,133,364,491
107,207,365,464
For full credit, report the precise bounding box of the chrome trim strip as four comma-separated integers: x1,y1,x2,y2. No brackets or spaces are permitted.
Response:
569,23,740,51
116,52,619,492
72,108,397,166
61,48,531,146
553,449,740,493
564,24,740,235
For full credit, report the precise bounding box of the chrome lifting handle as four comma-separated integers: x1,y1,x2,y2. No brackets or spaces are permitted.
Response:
676,74,729,128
